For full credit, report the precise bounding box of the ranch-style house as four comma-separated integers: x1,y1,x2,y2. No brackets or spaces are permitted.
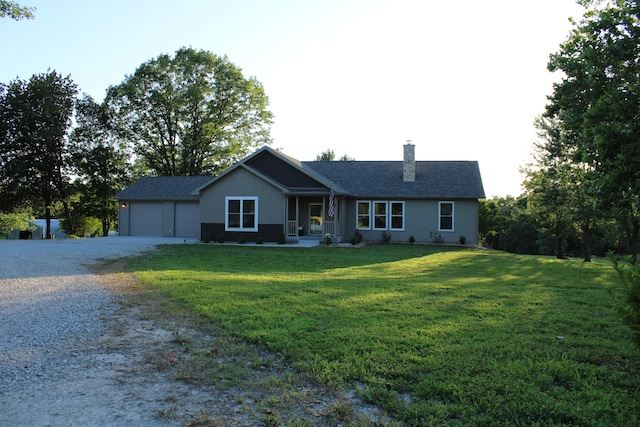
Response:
116,144,485,244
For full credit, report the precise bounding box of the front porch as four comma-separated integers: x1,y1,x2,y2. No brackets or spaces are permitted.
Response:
285,195,340,241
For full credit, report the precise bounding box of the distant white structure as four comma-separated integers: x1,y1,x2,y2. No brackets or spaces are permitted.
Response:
9,219,67,239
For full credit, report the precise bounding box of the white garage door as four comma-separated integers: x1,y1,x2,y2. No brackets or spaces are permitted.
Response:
175,203,200,238
130,202,163,236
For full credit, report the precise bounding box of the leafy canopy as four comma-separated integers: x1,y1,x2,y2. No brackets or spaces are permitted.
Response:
0,71,77,239
0,0,35,20
68,95,132,236
546,0,640,260
548,0,640,199
107,47,273,176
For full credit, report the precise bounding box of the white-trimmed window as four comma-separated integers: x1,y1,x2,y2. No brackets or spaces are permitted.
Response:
373,201,387,230
390,201,405,230
439,201,454,231
226,196,258,232
357,201,371,230
357,200,405,231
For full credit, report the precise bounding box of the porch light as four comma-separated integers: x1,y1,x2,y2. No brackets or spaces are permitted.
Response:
121,203,127,208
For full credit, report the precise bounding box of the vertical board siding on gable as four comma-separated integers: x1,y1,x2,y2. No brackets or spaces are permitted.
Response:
200,167,285,224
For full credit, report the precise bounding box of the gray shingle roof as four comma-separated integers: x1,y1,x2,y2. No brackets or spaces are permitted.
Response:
302,161,485,199
115,176,213,200
115,149,485,201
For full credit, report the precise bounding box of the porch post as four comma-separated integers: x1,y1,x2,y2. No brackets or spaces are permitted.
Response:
322,196,326,236
284,196,288,237
335,196,339,238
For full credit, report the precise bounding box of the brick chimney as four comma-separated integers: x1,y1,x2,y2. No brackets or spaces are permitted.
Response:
403,141,415,182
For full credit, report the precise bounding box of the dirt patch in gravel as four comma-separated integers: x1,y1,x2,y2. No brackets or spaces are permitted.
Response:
87,259,392,426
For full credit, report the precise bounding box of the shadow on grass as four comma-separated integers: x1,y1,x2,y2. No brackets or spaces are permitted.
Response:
126,244,640,426
137,243,461,274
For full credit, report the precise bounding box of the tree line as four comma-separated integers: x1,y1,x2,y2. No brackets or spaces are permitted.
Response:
487,0,640,345
479,195,624,260
0,48,273,238
477,1,639,265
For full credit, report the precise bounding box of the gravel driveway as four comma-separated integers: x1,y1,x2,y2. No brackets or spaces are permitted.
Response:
0,237,386,426
0,237,209,426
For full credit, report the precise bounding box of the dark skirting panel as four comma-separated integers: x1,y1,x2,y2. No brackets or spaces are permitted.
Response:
201,223,284,243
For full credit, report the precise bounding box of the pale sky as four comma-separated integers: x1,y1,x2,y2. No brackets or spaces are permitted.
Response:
0,0,585,197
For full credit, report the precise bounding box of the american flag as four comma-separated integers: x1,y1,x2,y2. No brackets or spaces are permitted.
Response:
328,188,335,218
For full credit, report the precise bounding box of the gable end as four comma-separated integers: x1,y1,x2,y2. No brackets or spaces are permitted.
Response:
245,150,325,190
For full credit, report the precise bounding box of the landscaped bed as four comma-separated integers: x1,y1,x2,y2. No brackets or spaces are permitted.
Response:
127,244,640,426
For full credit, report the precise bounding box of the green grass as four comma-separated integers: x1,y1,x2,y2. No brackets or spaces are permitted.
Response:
127,245,640,426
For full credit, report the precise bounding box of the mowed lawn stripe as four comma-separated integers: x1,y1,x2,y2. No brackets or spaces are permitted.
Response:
127,245,639,426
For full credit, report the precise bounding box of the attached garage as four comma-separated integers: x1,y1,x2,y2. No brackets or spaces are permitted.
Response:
116,176,213,238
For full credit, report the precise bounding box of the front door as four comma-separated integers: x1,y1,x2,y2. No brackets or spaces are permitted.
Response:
309,203,323,235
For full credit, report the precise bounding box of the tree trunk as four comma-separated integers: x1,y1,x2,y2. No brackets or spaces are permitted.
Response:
582,227,593,262
45,206,52,239
631,219,640,265
623,216,640,264
63,201,74,237
44,190,52,239
556,236,564,259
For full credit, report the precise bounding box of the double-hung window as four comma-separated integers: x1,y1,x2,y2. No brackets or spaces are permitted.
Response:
390,201,404,230
439,201,454,231
357,200,405,231
357,201,371,230
226,196,258,232
373,202,387,230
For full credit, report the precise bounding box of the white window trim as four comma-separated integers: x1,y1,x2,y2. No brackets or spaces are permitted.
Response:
389,201,405,231
225,196,259,232
373,201,388,230
356,200,371,230
438,201,454,232
357,200,406,231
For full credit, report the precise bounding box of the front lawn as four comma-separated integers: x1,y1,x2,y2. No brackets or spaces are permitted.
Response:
127,244,639,426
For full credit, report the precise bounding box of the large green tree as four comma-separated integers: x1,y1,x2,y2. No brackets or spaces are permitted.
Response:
69,95,132,236
107,47,273,176
0,71,78,238
523,116,602,261
547,0,640,261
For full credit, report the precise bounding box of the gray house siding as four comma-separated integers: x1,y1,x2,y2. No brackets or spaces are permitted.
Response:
118,202,130,235
200,167,286,241
340,198,479,244
116,147,484,242
341,198,357,241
